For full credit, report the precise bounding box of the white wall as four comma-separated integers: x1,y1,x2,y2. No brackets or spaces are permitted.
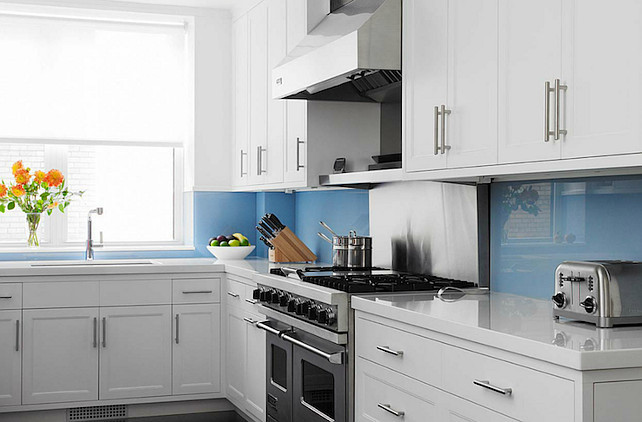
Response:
0,0,234,192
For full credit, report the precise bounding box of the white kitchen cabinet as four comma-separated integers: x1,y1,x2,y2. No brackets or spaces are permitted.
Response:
562,0,642,159
404,0,497,172
226,304,247,404
23,308,99,405
244,312,266,422
233,15,250,187
0,310,21,406
99,305,172,400
173,304,221,395
497,0,564,164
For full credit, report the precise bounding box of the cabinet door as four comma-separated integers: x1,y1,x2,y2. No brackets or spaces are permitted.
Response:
284,100,307,184
245,313,267,422
498,0,563,163
266,0,286,185
99,306,171,400
445,0,498,168
0,310,21,406
23,308,99,404
233,15,249,186
403,0,448,172
226,305,247,404
562,0,642,158
248,2,270,185
173,304,221,395
440,392,516,422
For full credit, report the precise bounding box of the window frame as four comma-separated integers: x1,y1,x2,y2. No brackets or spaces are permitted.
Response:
0,5,194,251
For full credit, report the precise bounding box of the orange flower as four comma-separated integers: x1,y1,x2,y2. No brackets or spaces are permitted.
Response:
47,201,59,210
34,170,46,183
0,184,6,198
14,168,31,185
11,161,23,176
44,169,64,188
11,185,25,197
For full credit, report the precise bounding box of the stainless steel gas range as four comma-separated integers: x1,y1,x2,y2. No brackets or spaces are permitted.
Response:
253,266,476,422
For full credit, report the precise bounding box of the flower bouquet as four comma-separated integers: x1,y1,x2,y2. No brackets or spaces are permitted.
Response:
0,161,83,247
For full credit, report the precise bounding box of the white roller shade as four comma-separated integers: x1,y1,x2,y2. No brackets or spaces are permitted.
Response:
0,6,190,147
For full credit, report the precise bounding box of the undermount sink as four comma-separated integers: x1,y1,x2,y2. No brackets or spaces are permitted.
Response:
30,260,157,267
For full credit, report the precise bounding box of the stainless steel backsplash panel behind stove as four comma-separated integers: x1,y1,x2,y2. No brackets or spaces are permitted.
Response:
369,181,480,284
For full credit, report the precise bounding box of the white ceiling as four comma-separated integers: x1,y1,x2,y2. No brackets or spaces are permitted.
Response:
103,0,248,10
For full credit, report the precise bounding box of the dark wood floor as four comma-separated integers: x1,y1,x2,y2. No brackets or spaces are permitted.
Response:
104,411,249,422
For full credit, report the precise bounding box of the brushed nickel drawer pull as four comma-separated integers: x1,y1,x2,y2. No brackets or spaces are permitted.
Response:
473,379,512,396
93,317,97,348
15,319,20,352
0,296,12,299
243,317,258,325
554,78,568,140
376,345,404,357
377,403,405,417
245,298,258,304
102,317,107,348
175,314,180,344
182,290,213,294
227,291,240,298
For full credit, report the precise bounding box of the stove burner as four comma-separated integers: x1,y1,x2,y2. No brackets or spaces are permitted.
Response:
300,273,475,293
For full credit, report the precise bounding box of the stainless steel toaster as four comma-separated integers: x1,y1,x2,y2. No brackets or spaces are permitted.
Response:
552,261,642,328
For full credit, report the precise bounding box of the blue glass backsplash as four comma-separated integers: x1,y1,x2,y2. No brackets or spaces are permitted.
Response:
491,175,642,299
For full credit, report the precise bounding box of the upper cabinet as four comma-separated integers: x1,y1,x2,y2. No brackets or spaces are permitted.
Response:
404,0,498,172
404,0,642,180
562,0,642,159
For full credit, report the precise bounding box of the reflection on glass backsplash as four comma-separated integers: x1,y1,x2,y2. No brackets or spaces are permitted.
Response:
491,175,642,299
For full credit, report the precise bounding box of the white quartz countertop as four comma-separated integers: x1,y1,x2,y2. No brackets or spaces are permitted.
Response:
352,291,642,371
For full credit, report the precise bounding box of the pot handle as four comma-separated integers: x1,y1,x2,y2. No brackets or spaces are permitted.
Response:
349,230,357,238
317,232,333,244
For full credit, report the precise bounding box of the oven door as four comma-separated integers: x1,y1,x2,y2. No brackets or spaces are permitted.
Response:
260,321,293,422
284,331,347,422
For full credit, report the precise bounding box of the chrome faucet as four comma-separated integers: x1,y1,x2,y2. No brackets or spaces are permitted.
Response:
85,208,103,261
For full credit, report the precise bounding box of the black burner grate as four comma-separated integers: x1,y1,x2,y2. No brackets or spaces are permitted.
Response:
300,273,475,293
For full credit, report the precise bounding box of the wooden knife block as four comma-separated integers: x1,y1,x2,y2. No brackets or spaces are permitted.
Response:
268,227,317,263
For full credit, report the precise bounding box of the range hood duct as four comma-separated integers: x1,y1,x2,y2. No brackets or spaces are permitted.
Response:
272,0,401,103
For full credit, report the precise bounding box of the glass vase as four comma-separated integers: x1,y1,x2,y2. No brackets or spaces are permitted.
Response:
26,213,41,247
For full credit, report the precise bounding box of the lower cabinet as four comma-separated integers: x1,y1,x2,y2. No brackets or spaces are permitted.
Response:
0,310,21,406
23,308,99,405
356,357,515,422
226,304,266,422
172,304,221,395
99,306,172,400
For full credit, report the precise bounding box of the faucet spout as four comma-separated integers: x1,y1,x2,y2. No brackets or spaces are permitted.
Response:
86,208,104,261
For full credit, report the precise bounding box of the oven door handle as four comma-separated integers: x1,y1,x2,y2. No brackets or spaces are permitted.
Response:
281,333,344,365
256,321,283,336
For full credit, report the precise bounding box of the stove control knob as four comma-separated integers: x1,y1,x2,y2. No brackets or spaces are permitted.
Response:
307,306,318,320
580,296,597,314
326,311,336,326
259,290,270,302
551,292,568,309
279,294,289,307
317,309,328,324
296,301,309,316
252,289,261,300
287,299,297,313
271,291,280,304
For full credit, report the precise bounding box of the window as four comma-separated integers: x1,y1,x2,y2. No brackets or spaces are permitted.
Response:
0,5,192,248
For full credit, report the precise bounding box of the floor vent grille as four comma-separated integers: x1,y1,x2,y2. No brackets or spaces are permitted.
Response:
67,405,128,421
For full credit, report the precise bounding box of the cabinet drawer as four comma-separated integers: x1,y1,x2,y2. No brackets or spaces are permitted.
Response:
0,284,22,310
356,316,442,387
442,345,574,422
100,279,171,306
356,357,440,422
24,281,98,308
173,278,221,304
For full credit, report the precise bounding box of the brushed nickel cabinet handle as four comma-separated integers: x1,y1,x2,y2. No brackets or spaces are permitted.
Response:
0,296,12,299
554,78,568,140
378,403,405,418
257,146,267,175
93,317,97,348
240,150,247,177
433,105,440,155
376,345,404,357
245,298,258,305
243,317,257,325
296,138,305,171
15,319,20,352
473,379,512,396
175,314,180,344
440,104,451,154
182,290,213,294
102,317,106,348
227,291,240,298
544,81,555,142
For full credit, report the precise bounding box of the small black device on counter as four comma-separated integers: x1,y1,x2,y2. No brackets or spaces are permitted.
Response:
333,157,346,173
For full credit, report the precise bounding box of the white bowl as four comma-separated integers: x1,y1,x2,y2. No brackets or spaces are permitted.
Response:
206,245,255,260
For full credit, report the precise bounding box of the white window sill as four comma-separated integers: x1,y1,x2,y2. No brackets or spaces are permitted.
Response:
0,245,196,254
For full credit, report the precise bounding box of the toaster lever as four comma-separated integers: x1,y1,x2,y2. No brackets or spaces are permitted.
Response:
560,275,586,283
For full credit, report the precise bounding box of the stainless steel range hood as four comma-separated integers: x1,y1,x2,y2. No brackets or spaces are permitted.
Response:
272,0,401,103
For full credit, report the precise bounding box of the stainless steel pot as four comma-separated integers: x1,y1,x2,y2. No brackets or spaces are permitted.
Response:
317,231,350,268
347,230,372,268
